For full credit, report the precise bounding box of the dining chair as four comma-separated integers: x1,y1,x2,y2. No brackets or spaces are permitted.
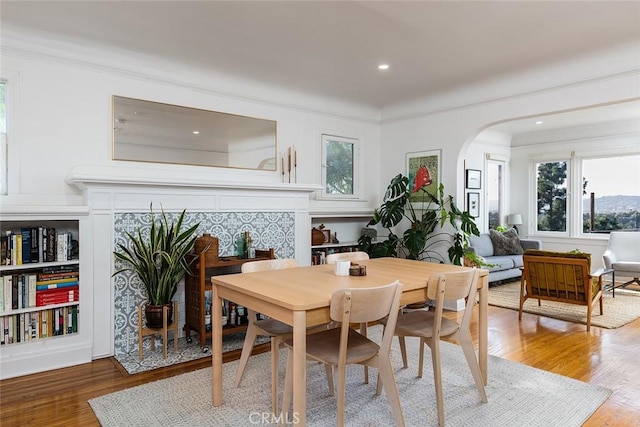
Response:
325,251,372,382
380,269,487,427
325,251,370,264
234,258,332,414
281,280,406,427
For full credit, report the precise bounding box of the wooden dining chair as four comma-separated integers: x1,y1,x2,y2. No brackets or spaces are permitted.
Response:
325,251,370,264
234,258,332,414
281,280,406,427
380,269,486,427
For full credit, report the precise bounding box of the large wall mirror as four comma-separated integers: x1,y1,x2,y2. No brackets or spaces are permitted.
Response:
112,96,277,170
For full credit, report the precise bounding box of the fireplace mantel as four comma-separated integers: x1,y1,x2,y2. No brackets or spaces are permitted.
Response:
66,165,321,193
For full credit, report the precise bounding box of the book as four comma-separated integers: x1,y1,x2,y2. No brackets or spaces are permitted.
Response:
21,228,31,264
45,228,56,262
11,274,18,310
3,275,11,311
30,227,39,263
0,276,3,312
37,271,79,281
71,306,78,333
28,274,37,307
30,312,39,340
35,280,79,291
36,286,79,305
57,233,67,262
1,232,8,265
40,264,77,275
7,316,13,344
35,276,79,285
40,310,48,338
15,233,23,265
38,227,44,264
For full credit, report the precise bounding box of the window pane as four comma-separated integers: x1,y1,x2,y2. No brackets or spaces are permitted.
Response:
325,138,354,195
0,80,6,195
536,161,567,232
487,160,504,230
582,155,640,233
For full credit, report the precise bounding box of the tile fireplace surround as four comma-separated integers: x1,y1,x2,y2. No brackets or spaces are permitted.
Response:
66,165,319,360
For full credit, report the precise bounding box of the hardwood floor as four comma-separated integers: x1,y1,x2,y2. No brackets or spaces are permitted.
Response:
1,305,639,426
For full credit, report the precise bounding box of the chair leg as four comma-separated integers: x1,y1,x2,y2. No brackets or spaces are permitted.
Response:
398,336,408,369
325,364,335,397
377,357,406,427
360,322,369,384
429,339,445,427
337,362,346,427
138,306,143,361
459,330,487,403
418,338,425,378
234,319,259,387
281,347,294,420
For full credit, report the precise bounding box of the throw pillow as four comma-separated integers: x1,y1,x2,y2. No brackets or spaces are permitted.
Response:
489,228,524,256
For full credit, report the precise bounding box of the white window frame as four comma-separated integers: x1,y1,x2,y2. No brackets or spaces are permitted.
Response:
0,70,19,196
531,156,571,236
484,153,508,230
320,133,361,200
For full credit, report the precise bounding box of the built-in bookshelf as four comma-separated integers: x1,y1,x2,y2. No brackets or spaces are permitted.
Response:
309,210,374,264
0,212,91,380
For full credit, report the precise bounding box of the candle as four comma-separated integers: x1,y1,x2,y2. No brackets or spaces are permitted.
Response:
288,147,291,172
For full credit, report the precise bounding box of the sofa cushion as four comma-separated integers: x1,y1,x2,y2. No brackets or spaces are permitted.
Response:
468,234,494,257
489,229,524,256
486,256,516,272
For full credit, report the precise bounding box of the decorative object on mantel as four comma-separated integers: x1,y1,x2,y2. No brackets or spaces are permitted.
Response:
112,204,205,328
311,227,325,245
281,145,298,183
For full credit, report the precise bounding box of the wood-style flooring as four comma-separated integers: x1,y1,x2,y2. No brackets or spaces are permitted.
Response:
1,304,639,426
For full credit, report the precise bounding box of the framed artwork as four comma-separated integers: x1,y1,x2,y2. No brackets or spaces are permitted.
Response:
406,149,441,204
322,229,331,243
465,169,481,189
467,192,480,218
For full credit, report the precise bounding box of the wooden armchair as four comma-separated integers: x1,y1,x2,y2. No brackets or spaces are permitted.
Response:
519,250,604,331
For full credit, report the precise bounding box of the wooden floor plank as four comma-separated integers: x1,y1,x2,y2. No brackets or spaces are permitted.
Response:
1,306,638,426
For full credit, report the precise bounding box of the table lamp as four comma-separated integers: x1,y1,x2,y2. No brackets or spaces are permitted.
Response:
507,213,523,234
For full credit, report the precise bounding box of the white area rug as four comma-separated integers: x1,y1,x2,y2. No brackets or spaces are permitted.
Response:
90,326,610,426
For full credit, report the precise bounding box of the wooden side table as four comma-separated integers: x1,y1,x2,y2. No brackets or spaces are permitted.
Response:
138,301,179,360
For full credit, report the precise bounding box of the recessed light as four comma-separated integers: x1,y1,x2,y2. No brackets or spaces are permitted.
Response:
378,64,390,70
193,131,200,135
535,121,543,125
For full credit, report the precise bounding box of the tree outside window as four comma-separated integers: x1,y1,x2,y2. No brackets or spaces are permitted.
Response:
536,161,567,232
321,134,359,199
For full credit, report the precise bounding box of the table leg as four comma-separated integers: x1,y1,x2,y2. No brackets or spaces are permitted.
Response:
292,310,307,426
212,284,223,406
478,275,488,386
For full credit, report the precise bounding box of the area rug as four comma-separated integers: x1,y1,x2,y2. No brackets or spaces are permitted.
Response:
489,281,640,329
114,333,270,375
90,325,611,426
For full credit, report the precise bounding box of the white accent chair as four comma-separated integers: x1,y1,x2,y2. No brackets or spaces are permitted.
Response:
603,231,640,297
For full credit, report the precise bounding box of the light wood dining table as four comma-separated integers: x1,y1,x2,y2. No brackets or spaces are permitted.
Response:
211,257,489,426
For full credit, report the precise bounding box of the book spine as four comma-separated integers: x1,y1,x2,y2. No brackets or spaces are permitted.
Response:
0,276,3,313
28,274,37,308
11,275,18,310
46,228,56,263
40,310,48,338
3,276,11,311
21,228,31,264
38,227,44,264
71,306,78,333
30,227,39,263
37,271,79,281
57,234,66,262
35,280,79,291
1,233,8,266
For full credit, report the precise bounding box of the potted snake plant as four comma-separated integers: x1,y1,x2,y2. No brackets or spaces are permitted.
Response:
112,204,202,328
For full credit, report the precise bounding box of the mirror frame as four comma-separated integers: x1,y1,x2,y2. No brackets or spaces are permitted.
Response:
112,95,277,171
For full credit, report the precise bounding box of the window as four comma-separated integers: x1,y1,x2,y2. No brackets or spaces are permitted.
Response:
0,80,6,195
487,159,505,230
536,160,568,232
321,134,359,199
582,154,640,233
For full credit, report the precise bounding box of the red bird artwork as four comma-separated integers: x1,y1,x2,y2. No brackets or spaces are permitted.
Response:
412,165,432,192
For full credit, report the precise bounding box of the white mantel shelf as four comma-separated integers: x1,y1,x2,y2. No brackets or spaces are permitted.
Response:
66,165,321,193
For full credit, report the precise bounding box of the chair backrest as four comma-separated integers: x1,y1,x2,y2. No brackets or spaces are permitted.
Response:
254,248,276,260
523,250,595,302
325,251,370,264
606,232,640,263
241,258,299,273
331,280,403,362
427,269,479,336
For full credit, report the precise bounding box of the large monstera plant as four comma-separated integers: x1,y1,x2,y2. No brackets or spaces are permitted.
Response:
358,173,480,265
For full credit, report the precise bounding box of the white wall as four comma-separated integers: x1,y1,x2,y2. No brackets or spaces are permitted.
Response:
379,43,640,265
0,45,381,213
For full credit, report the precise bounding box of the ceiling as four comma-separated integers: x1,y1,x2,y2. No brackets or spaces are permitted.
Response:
2,1,640,132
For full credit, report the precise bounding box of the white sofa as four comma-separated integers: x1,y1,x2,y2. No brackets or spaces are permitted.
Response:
467,230,541,283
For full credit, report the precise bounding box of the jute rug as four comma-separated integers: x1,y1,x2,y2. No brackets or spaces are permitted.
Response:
489,281,640,329
90,325,611,426
115,333,270,375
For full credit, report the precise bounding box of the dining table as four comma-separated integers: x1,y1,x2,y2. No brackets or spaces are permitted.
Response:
211,257,489,426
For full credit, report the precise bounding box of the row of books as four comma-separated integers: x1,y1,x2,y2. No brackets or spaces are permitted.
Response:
1,227,75,266
0,305,78,345
311,246,359,265
0,267,80,312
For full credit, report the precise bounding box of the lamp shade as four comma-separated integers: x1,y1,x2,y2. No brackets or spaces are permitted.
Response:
507,214,523,225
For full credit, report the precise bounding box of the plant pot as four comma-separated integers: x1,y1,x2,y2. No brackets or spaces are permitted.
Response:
144,303,173,328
